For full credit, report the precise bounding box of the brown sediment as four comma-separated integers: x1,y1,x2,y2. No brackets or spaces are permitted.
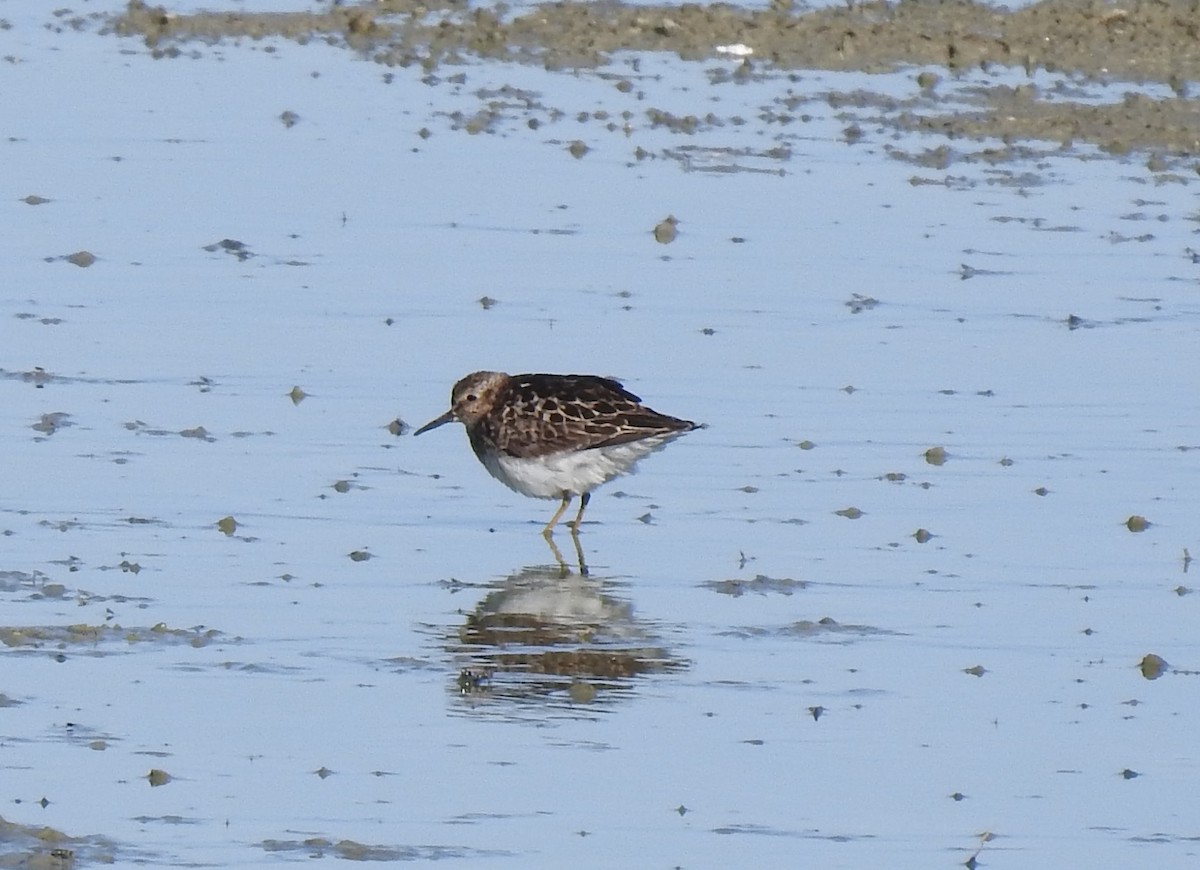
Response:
109,0,1200,82
105,0,1200,163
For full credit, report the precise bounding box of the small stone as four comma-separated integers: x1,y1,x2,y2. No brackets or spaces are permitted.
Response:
653,215,679,244
1138,653,1167,680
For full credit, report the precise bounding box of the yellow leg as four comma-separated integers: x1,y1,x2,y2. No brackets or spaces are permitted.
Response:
568,492,591,535
543,534,569,577
543,492,572,537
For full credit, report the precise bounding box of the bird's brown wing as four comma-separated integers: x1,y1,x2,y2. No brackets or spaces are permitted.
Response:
494,374,694,458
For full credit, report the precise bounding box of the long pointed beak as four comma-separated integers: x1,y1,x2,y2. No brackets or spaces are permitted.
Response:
413,409,456,436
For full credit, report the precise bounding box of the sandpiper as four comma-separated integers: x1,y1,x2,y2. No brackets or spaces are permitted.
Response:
414,372,697,535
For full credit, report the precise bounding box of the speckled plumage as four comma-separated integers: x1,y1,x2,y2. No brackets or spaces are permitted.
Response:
415,371,697,534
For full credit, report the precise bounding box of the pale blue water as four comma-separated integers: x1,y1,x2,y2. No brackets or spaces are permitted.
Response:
2,3,1198,867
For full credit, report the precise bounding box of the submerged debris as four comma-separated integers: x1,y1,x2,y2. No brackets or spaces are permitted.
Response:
1125,515,1150,532
653,215,679,244
1138,653,1168,680
703,575,808,597
0,623,224,650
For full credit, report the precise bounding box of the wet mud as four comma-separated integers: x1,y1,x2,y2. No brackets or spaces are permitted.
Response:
0,814,119,867
107,0,1200,163
0,623,223,652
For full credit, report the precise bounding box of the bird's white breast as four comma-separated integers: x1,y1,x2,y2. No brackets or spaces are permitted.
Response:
479,434,682,499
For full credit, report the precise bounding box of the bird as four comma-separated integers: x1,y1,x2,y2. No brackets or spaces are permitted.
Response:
414,371,697,535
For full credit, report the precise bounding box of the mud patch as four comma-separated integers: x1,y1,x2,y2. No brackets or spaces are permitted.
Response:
721,616,900,641
260,837,512,861
703,574,808,596
105,0,1200,165
0,814,129,867
0,622,226,652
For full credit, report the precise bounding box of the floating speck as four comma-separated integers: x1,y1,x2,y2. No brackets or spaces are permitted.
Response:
846,293,879,313
31,412,71,435
458,669,489,693
1126,515,1150,532
179,426,212,441
202,238,253,261
1138,653,1167,680
653,215,679,244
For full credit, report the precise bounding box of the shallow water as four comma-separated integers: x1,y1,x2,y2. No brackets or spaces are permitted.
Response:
3,3,1199,868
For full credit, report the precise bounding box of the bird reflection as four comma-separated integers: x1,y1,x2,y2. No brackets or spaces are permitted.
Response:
543,528,587,577
450,563,685,713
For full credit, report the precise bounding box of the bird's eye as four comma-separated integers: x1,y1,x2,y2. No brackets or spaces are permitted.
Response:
466,393,477,402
